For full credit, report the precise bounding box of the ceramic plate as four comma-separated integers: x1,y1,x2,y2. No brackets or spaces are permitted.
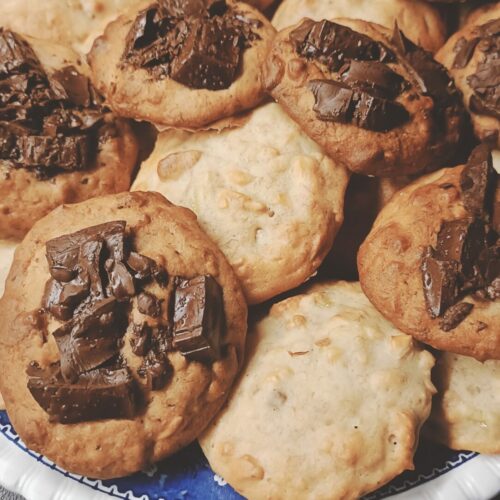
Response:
1,410,499,500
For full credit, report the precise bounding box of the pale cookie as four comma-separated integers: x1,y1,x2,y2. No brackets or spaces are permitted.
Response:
132,103,349,304
424,352,500,454
0,31,139,239
0,239,17,298
436,15,499,148
462,1,500,28
200,281,435,500
359,145,500,361
88,0,276,129
265,18,465,176
272,0,446,53
0,191,247,479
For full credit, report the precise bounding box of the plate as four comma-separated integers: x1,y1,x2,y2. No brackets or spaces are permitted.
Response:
1,410,499,500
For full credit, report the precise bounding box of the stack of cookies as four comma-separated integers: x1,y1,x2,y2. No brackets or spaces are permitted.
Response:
0,0,498,498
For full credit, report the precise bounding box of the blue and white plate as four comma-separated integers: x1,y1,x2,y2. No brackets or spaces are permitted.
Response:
1,410,499,500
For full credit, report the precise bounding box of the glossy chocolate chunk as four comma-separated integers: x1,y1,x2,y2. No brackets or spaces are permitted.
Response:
50,66,93,107
452,37,479,70
160,0,227,19
127,251,156,280
439,302,474,331
43,275,90,321
0,29,40,74
137,291,161,317
309,79,409,132
460,144,496,217
105,259,135,301
421,247,458,318
290,19,395,72
27,363,137,424
172,275,224,362
138,350,171,390
130,323,151,356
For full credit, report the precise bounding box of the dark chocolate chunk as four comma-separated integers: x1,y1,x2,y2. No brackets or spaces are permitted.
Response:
290,19,395,72
130,323,151,357
127,251,156,280
421,247,458,318
439,302,474,331
137,291,161,317
309,79,409,132
151,324,174,353
172,275,224,362
43,275,90,321
0,29,40,75
105,259,135,301
460,144,496,217
452,37,479,70
27,362,137,424
138,350,171,390
50,66,92,107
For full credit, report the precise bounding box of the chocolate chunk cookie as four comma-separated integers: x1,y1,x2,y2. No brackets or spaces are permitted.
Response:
437,14,500,148
272,0,447,53
0,191,247,478
359,145,500,360
0,31,139,239
264,18,465,176
88,0,276,129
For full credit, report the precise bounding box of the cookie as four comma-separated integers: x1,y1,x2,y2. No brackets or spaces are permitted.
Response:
272,0,447,53
424,352,500,454
0,191,247,479
462,1,500,28
132,103,350,304
0,30,139,239
359,145,500,361
0,239,17,298
0,0,150,54
200,281,435,500
264,18,465,176
88,0,276,129
436,14,499,148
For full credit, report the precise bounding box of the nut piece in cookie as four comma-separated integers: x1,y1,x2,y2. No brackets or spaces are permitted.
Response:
436,15,500,148
424,351,500,454
200,281,435,500
272,0,447,53
0,30,139,239
265,18,465,176
88,0,276,129
132,102,350,304
359,145,500,360
0,191,247,478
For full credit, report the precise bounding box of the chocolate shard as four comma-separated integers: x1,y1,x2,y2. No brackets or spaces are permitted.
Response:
0,29,40,75
309,79,409,132
291,19,395,72
50,66,92,107
172,275,224,362
43,274,90,321
105,259,135,301
439,302,474,331
130,323,151,357
160,0,227,18
339,60,407,100
452,37,479,70
127,251,155,280
421,247,458,318
27,362,137,424
137,291,161,317
138,350,171,390
151,324,174,353
460,144,496,217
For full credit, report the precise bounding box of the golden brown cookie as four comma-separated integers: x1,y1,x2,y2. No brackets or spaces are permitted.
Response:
0,191,247,479
359,145,500,361
0,239,17,299
200,281,435,500
424,351,500,454
462,1,500,28
88,0,276,129
272,0,447,53
264,18,465,176
0,31,139,240
436,14,499,148
132,103,349,304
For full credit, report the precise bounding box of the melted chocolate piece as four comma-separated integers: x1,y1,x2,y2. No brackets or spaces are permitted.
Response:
105,259,135,301
439,302,474,331
130,323,151,356
453,37,479,70
138,350,171,390
27,362,137,424
122,0,259,90
309,79,409,132
172,275,224,362
127,251,156,280
137,291,161,317
290,19,395,73
0,28,107,175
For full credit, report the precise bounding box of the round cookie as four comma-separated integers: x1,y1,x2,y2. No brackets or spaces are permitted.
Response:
132,103,350,304
359,145,500,361
0,191,247,479
0,0,150,54
0,30,139,240
424,352,500,454
462,1,500,28
436,13,500,148
272,0,447,53
88,0,276,129
200,281,436,500
264,18,465,176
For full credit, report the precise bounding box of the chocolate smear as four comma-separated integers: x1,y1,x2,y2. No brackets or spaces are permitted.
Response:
439,302,474,331
452,37,479,70
130,323,151,357
173,275,224,362
138,350,171,390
